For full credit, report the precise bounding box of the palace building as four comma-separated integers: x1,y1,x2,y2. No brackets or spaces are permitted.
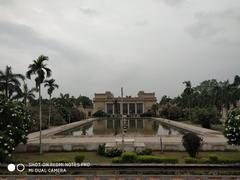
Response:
93,91,157,115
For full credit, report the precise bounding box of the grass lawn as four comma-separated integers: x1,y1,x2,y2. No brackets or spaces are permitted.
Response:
153,151,240,163
11,151,240,164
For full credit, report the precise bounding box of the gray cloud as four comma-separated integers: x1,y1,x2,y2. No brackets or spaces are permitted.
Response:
79,7,98,16
186,8,240,40
0,21,94,64
158,0,186,7
134,20,148,27
0,0,240,100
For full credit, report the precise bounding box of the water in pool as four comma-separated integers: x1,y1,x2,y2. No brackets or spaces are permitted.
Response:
56,118,184,137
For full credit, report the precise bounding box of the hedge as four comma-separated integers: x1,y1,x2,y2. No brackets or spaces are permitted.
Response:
121,152,137,163
185,156,240,164
112,154,178,164
137,155,178,164
75,155,85,163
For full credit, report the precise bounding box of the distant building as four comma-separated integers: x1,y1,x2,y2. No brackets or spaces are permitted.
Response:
93,91,157,115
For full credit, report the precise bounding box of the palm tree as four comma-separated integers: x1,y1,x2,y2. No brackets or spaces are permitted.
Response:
44,79,59,127
26,55,52,154
183,81,193,121
0,66,25,99
21,83,36,106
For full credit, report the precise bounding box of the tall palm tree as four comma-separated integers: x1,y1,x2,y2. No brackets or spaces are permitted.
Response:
26,55,52,154
44,79,59,127
0,66,25,99
183,81,193,121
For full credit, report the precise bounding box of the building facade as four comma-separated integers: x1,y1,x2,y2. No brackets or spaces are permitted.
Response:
93,91,157,115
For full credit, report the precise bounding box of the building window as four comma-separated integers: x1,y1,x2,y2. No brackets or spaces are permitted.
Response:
129,103,135,114
107,103,113,114
137,103,143,114
123,103,128,114
114,103,120,114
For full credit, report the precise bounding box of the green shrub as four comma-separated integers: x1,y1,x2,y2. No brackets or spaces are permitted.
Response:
93,110,110,117
140,110,154,117
208,155,218,163
216,159,240,164
137,155,162,163
136,148,152,155
97,144,105,156
182,132,203,158
224,108,240,145
191,107,220,128
159,104,183,121
105,148,122,157
0,96,32,162
161,157,179,164
121,152,137,163
198,158,209,164
184,157,198,164
111,157,122,163
75,155,85,163
137,155,178,164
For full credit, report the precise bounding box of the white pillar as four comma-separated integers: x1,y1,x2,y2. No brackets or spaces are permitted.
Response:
135,103,137,114
127,103,130,115
142,102,144,113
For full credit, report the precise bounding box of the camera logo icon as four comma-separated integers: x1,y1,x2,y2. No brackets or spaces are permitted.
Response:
7,163,25,172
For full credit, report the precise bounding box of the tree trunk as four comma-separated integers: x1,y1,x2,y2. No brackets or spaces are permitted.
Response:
188,97,191,121
39,84,42,154
5,81,8,100
48,95,51,128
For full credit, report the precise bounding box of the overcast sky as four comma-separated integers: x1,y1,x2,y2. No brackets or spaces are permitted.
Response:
0,0,240,100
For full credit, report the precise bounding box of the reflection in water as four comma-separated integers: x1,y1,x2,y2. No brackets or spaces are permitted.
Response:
58,118,184,137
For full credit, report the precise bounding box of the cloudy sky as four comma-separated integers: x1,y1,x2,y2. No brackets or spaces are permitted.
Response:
0,0,240,100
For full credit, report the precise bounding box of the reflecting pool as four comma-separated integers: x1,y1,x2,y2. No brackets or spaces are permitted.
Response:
56,118,185,137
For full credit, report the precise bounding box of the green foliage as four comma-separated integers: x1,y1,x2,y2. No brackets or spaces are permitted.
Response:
112,153,178,164
140,110,154,117
136,148,152,156
75,96,93,108
93,110,109,117
97,144,105,156
208,155,218,163
0,66,25,100
184,155,240,164
137,155,178,164
191,107,220,128
104,148,122,157
111,157,122,163
29,104,65,132
159,103,182,121
184,157,198,164
75,155,85,163
121,152,137,163
0,96,32,162
182,133,203,158
70,108,85,122
224,108,240,145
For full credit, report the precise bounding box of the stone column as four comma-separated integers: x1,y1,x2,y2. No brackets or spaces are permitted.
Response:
135,103,137,114
127,103,130,115
113,104,115,115
142,102,144,113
